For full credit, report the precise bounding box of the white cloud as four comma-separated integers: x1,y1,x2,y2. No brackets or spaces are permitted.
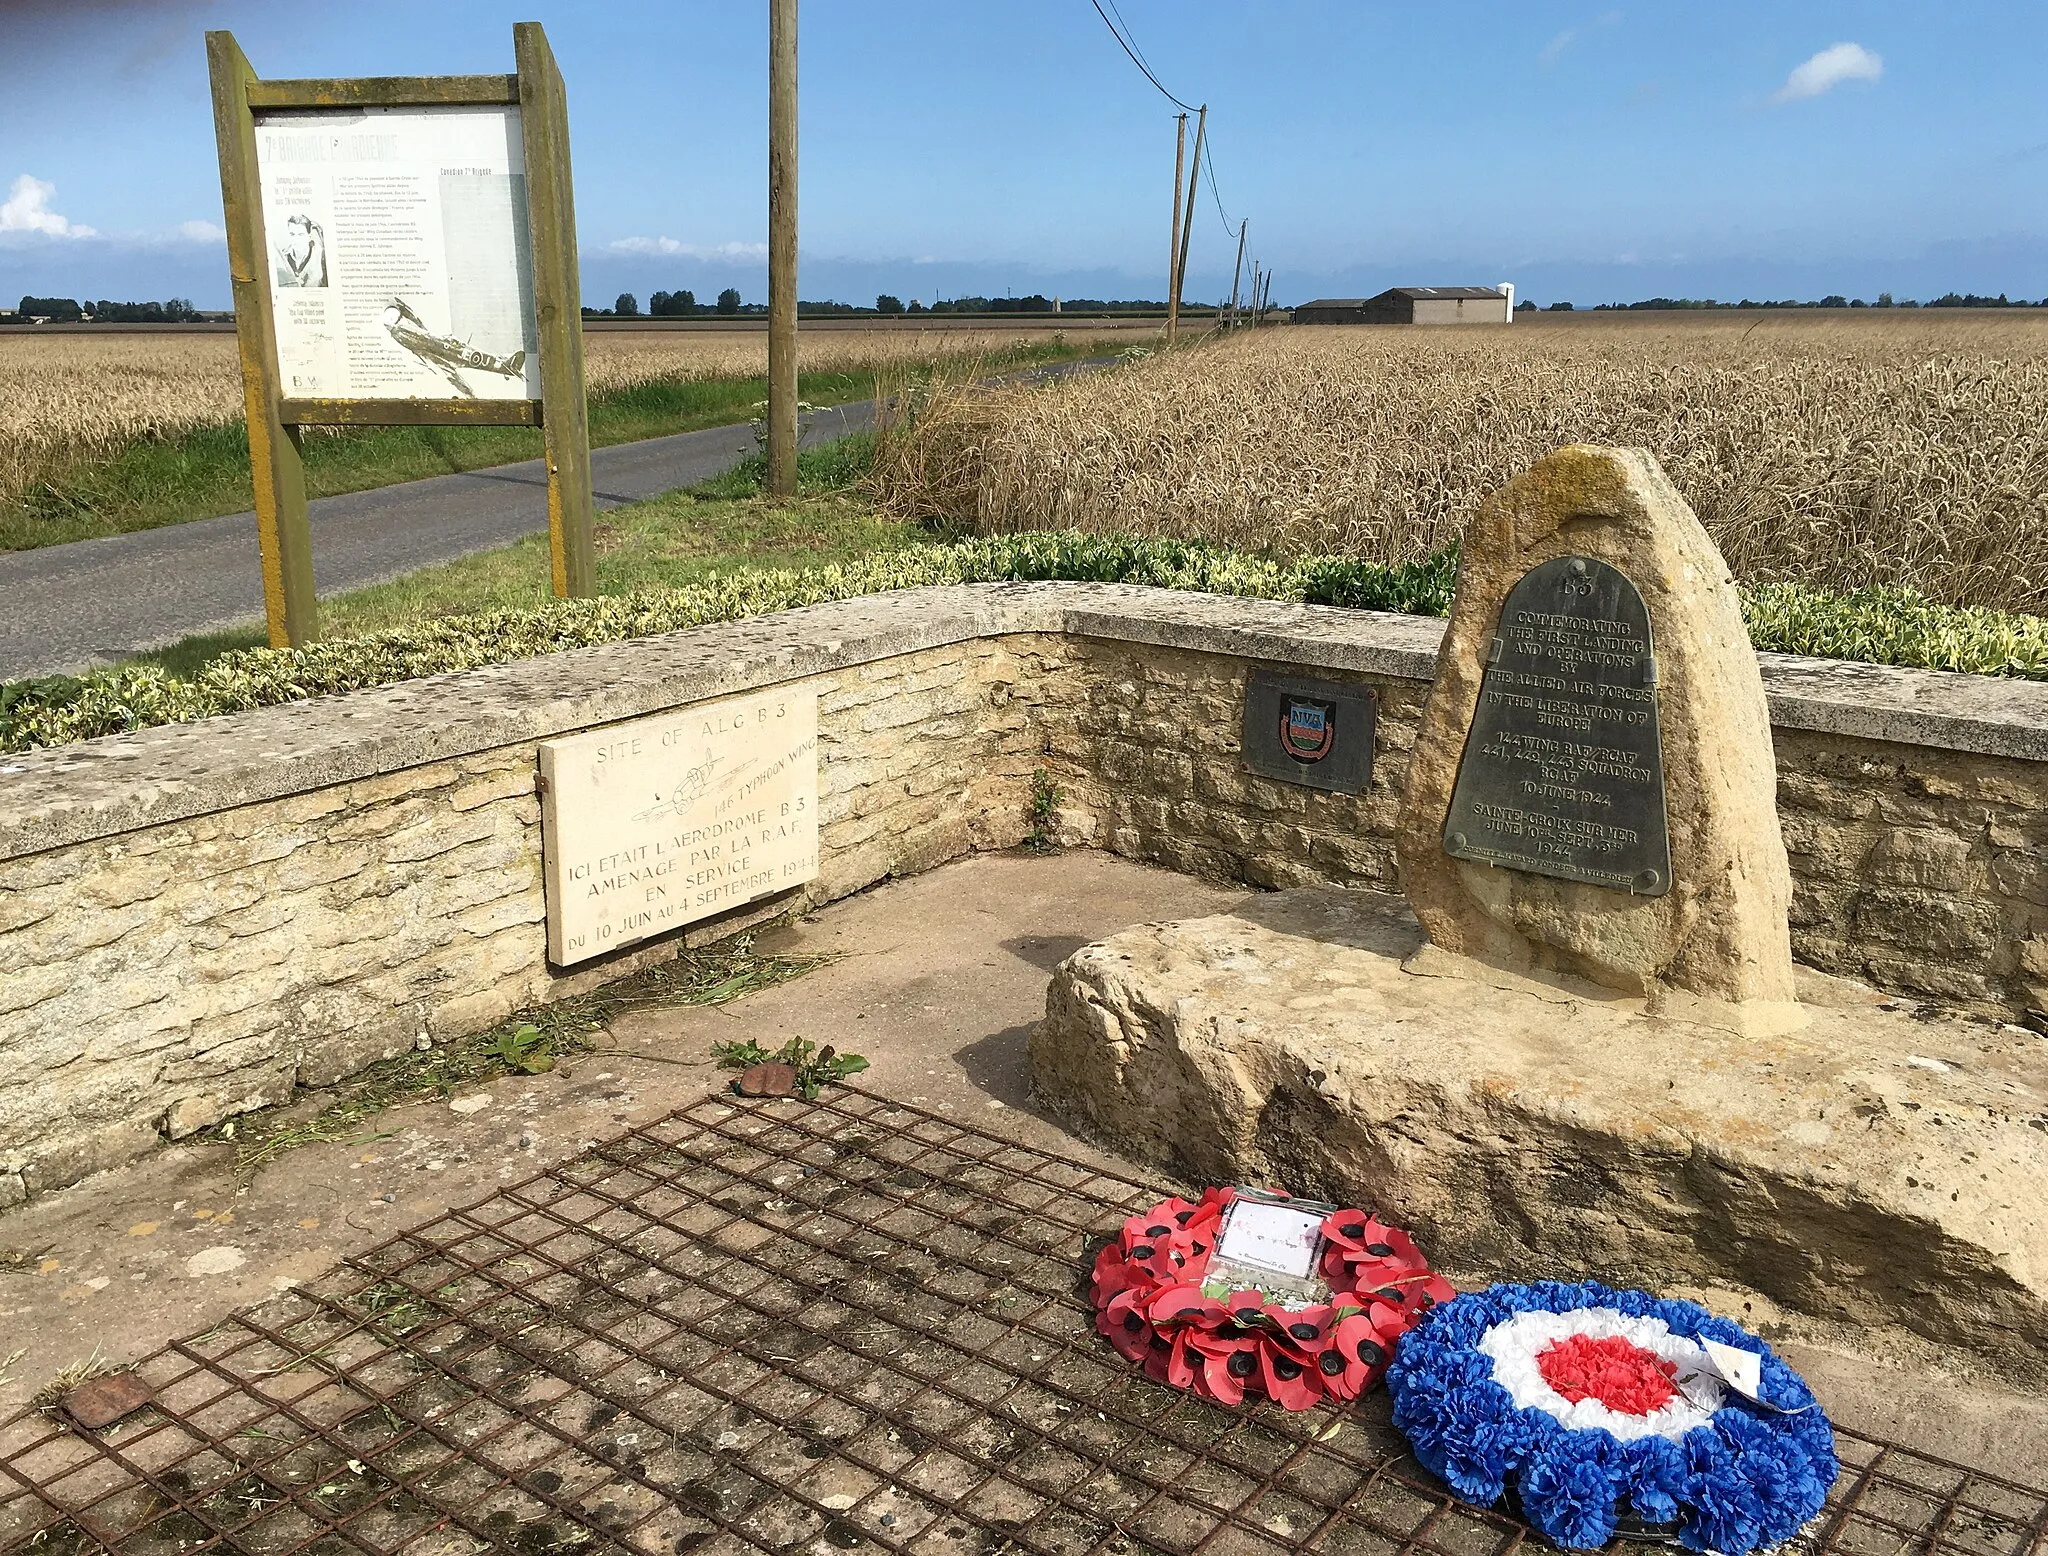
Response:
1539,11,1621,65
1773,42,1882,103
0,173,96,238
606,235,767,261
177,218,225,243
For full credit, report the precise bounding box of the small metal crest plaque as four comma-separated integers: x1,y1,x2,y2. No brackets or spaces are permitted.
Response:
1241,670,1375,794
1441,555,1671,894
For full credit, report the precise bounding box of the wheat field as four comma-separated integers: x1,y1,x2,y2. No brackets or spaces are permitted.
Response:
869,313,2048,614
0,325,1161,508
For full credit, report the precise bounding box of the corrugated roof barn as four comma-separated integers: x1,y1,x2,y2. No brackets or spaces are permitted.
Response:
1293,286,1513,325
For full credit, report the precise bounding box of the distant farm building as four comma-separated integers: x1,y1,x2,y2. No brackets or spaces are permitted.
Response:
1293,286,1514,325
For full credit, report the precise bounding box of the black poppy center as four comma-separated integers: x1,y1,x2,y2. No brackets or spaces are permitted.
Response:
1318,1352,1345,1375
1227,1352,1256,1378
1176,1306,1205,1320
1272,1357,1303,1381
1356,1338,1385,1365
1122,1313,1144,1334
1375,1285,1403,1301
1287,1322,1320,1341
1147,1224,1171,1237
1365,1241,1394,1257
1175,1210,1194,1225
1340,1222,1365,1239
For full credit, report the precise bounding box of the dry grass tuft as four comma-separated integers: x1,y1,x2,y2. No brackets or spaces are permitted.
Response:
868,314,2048,613
0,325,1161,510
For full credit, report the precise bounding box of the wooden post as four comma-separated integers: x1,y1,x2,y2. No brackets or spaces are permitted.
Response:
208,30,317,649
515,23,595,598
1165,113,1186,345
1172,104,1206,339
767,0,799,498
1227,219,1247,331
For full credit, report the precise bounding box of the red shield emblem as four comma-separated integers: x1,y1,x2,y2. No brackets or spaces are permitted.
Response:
1281,698,1335,762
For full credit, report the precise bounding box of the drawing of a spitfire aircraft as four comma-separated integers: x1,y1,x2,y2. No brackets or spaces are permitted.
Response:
380,298,527,398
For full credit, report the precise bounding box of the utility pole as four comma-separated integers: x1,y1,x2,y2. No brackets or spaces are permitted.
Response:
1226,219,1247,330
1171,103,1207,340
767,0,798,497
1165,112,1186,344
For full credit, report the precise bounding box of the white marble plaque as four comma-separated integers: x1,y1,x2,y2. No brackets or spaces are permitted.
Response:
538,690,819,966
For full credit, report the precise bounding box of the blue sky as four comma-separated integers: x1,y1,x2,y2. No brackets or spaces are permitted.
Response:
3,1,2045,309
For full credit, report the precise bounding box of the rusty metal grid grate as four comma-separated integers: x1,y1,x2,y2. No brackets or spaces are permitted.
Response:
1,1088,2042,1556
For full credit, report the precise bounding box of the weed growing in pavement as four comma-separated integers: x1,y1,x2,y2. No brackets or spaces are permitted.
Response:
203,931,836,1173
710,1035,869,1100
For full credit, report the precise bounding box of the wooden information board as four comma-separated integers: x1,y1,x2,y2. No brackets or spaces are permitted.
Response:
207,23,593,649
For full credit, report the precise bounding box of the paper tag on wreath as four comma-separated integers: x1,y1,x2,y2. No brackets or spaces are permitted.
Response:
1673,1336,1812,1414
1201,1189,1334,1308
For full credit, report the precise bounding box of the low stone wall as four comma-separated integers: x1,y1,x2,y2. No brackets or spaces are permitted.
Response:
3,583,2044,1200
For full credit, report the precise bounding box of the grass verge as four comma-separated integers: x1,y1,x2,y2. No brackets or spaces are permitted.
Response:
0,335,1096,551
206,930,833,1175
5,440,2044,753
124,436,905,674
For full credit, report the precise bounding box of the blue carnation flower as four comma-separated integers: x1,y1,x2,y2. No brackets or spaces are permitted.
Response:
1519,1431,1625,1549
1624,1436,1688,1525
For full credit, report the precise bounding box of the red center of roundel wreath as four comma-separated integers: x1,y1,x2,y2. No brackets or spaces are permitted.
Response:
1535,1332,1680,1414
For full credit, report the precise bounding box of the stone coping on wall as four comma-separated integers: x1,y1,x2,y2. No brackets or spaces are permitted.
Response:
5,580,2047,866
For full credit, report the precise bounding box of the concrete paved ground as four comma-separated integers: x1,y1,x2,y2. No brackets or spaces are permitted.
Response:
0,403,868,681
0,850,2040,1485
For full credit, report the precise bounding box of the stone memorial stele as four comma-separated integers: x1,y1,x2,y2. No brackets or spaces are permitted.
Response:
1395,444,1799,1031
539,689,819,967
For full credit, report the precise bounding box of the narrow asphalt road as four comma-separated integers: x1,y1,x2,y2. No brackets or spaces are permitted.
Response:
0,400,870,681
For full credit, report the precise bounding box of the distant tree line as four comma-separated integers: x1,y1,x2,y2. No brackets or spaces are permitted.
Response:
587,288,749,318
6,295,203,323
1539,292,2048,312
581,289,1194,319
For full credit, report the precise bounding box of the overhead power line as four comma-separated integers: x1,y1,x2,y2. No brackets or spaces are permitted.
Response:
1088,0,1199,112
1201,142,1234,237
1087,0,1249,308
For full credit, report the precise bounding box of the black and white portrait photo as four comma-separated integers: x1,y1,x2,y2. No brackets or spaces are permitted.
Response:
273,212,327,288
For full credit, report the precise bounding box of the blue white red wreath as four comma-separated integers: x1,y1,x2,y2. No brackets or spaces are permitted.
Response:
1386,1281,1837,1555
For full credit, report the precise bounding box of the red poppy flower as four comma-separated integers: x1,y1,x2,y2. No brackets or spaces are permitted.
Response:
1121,1235,1206,1294
1261,1302,1336,1363
1223,1290,1270,1331
1148,1284,1226,1333
1259,1335,1324,1410
1091,1243,1139,1305
1324,1216,1422,1266
1187,1327,1261,1406
1120,1194,1223,1251
1098,1286,1155,1364
1142,1324,1200,1389
1326,1310,1399,1398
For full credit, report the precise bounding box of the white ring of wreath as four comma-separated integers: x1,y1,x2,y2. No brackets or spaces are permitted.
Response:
1478,1307,1725,1443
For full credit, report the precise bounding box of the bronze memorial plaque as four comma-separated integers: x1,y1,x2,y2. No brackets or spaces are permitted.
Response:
1441,555,1671,894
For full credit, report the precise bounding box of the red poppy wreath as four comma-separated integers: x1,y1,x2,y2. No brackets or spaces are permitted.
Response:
1091,1187,1454,1409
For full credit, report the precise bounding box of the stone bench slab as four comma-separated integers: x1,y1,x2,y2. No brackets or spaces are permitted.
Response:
1029,886,2048,1380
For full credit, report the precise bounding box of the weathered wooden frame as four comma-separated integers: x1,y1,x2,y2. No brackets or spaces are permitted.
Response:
206,23,593,650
